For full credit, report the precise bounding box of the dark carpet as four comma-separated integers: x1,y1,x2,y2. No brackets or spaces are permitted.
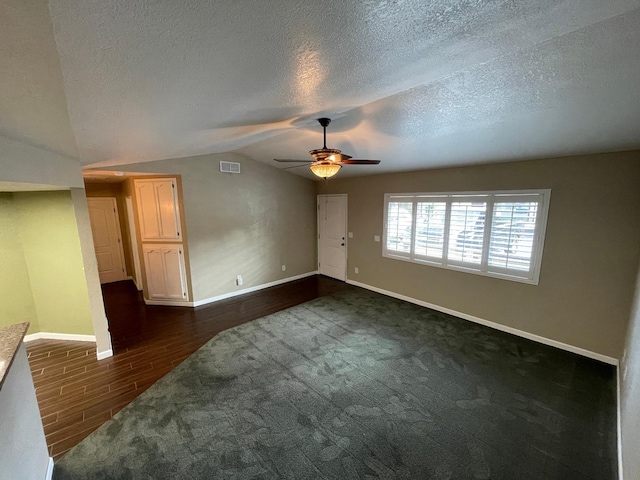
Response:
53,288,617,479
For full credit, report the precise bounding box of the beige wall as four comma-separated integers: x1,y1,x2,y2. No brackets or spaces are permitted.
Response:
107,152,317,302
320,151,640,358
621,260,640,480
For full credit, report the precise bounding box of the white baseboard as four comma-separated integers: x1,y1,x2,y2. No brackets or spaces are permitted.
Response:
45,456,54,480
144,298,192,307
23,332,112,360
143,272,319,307
617,366,624,480
192,271,318,308
346,279,619,366
24,332,96,343
97,349,114,360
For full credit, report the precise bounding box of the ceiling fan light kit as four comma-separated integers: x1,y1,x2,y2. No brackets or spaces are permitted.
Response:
310,162,341,179
274,117,381,180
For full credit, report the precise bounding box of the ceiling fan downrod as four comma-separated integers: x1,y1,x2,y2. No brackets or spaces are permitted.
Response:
318,118,331,149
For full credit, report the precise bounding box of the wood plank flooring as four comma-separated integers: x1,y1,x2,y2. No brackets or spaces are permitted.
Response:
26,275,350,460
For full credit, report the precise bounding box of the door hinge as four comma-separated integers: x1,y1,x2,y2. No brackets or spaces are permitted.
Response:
179,250,182,254
172,183,175,189
113,208,116,212
177,231,180,236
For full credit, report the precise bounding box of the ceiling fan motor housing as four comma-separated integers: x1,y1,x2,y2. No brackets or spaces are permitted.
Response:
309,148,341,162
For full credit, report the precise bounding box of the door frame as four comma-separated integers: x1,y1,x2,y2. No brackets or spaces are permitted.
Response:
125,196,143,290
87,196,127,284
317,194,348,281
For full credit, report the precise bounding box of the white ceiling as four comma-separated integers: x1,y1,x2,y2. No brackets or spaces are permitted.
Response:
2,0,640,180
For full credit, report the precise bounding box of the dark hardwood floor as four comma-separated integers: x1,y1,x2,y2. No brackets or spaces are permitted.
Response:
26,275,351,460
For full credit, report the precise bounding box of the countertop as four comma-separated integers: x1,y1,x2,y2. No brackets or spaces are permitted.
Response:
0,322,29,389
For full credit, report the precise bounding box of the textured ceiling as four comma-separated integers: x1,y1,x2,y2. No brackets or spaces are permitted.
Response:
3,0,640,179
0,0,78,158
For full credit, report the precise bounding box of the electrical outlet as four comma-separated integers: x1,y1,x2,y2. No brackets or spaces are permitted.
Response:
355,267,359,274
281,265,286,272
348,232,353,238
236,274,243,286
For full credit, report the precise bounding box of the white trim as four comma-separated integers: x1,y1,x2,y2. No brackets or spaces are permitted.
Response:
144,298,192,307
97,349,113,360
346,279,619,366
24,332,96,343
23,332,112,360
192,271,318,307
125,196,143,291
617,366,624,480
45,457,54,480
382,189,551,285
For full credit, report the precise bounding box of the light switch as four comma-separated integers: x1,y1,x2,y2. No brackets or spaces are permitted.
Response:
374,235,380,242
348,232,353,238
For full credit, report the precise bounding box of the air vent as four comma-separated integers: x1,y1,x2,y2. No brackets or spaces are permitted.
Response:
220,161,241,174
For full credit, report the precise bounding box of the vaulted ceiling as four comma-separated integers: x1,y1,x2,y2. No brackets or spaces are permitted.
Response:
2,0,640,179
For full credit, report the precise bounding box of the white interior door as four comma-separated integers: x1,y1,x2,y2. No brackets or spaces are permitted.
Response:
87,197,126,284
318,194,347,281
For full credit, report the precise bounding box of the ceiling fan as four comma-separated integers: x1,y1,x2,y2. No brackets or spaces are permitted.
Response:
274,118,381,179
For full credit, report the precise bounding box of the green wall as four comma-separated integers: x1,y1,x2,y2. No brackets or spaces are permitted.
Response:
0,190,94,335
0,193,38,331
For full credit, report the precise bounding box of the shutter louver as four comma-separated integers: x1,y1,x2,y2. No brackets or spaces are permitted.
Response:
414,202,446,259
448,202,486,265
383,190,549,284
386,201,413,255
488,201,539,272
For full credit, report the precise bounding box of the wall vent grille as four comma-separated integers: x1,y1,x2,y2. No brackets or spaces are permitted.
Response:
220,161,241,174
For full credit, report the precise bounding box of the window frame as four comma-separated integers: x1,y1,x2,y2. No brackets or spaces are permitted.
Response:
382,189,551,285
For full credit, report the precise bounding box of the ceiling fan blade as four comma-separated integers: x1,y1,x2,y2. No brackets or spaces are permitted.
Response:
274,158,313,163
281,164,310,170
340,159,381,165
330,153,352,162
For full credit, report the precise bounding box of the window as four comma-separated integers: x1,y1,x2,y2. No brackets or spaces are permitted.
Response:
383,190,551,284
